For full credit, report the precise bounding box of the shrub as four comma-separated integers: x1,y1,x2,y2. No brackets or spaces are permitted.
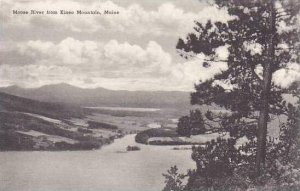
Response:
126,145,140,151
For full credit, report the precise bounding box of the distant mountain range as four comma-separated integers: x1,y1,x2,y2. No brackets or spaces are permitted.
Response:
0,83,191,108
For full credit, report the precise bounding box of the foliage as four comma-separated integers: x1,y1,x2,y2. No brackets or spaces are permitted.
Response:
165,0,300,190
258,101,300,189
190,110,206,135
177,109,206,137
135,128,178,144
126,145,141,151
162,166,187,191
177,116,191,137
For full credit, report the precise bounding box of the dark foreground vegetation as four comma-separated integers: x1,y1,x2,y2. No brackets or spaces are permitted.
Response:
163,0,300,190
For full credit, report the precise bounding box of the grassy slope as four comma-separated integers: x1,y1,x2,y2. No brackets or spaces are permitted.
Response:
0,92,89,119
0,92,114,151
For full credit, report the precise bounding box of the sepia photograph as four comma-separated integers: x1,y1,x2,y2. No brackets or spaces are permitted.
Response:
0,0,299,190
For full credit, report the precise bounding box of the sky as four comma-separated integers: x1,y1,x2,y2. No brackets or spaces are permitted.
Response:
0,0,299,91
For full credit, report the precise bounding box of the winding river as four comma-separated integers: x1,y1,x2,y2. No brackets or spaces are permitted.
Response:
0,134,195,191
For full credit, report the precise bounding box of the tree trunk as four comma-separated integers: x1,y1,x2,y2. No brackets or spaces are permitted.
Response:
255,0,276,175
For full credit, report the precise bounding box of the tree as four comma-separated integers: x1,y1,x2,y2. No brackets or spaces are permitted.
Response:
177,115,191,137
264,99,300,189
190,109,206,135
162,166,186,191
177,0,299,176
177,109,206,137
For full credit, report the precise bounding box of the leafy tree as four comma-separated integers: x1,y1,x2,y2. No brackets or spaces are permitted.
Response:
177,0,299,178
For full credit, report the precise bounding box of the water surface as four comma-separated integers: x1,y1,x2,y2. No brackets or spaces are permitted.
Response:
0,134,195,191
85,106,161,112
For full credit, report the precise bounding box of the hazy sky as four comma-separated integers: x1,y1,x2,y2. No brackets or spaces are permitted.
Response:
1,0,298,91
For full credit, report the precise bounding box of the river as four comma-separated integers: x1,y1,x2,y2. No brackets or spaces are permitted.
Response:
0,134,195,191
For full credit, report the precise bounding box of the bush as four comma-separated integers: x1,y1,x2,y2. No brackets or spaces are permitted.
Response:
126,145,140,151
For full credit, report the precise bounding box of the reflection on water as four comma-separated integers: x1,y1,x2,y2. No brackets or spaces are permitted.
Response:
0,134,195,191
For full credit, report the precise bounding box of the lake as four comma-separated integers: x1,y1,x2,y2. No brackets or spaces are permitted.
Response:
0,134,195,191
85,106,161,112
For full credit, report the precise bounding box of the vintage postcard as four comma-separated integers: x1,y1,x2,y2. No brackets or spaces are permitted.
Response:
0,0,299,191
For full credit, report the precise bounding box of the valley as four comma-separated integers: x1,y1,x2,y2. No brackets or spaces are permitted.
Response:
0,89,190,151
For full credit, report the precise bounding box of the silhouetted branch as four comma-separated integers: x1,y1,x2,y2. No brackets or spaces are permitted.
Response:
204,59,228,62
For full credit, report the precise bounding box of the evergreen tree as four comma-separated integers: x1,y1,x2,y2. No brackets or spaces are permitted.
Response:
177,115,191,137
176,0,299,180
162,166,186,191
177,109,206,137
190,109,206,135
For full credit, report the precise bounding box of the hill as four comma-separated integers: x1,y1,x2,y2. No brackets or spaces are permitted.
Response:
0,92,118,151
0,83,190,108
0,92,88,119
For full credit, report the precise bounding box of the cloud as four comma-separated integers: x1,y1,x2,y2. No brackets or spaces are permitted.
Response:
0,38,172,89
0,0,235,91
0,64,73,87
16,38,172,77
0,37,228,91
2,0,233,37
273,63,300,88
173,54,227,83
4,36,298,91
255,63,300,88
243,41,263,55
215,45,230,60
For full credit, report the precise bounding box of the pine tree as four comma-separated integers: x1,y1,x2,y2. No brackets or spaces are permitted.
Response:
162,166,186,191
177,115,191,137
190,109,206,135
176,0,299,178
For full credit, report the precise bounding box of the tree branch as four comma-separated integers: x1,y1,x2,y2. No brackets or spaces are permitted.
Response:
275,47,295,50
250,66,263,85
204,59,228,62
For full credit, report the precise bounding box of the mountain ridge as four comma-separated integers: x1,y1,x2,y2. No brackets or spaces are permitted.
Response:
0,91,88,119
0,83,191,108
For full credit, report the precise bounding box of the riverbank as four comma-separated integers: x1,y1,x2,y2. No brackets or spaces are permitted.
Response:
135,128,229,145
